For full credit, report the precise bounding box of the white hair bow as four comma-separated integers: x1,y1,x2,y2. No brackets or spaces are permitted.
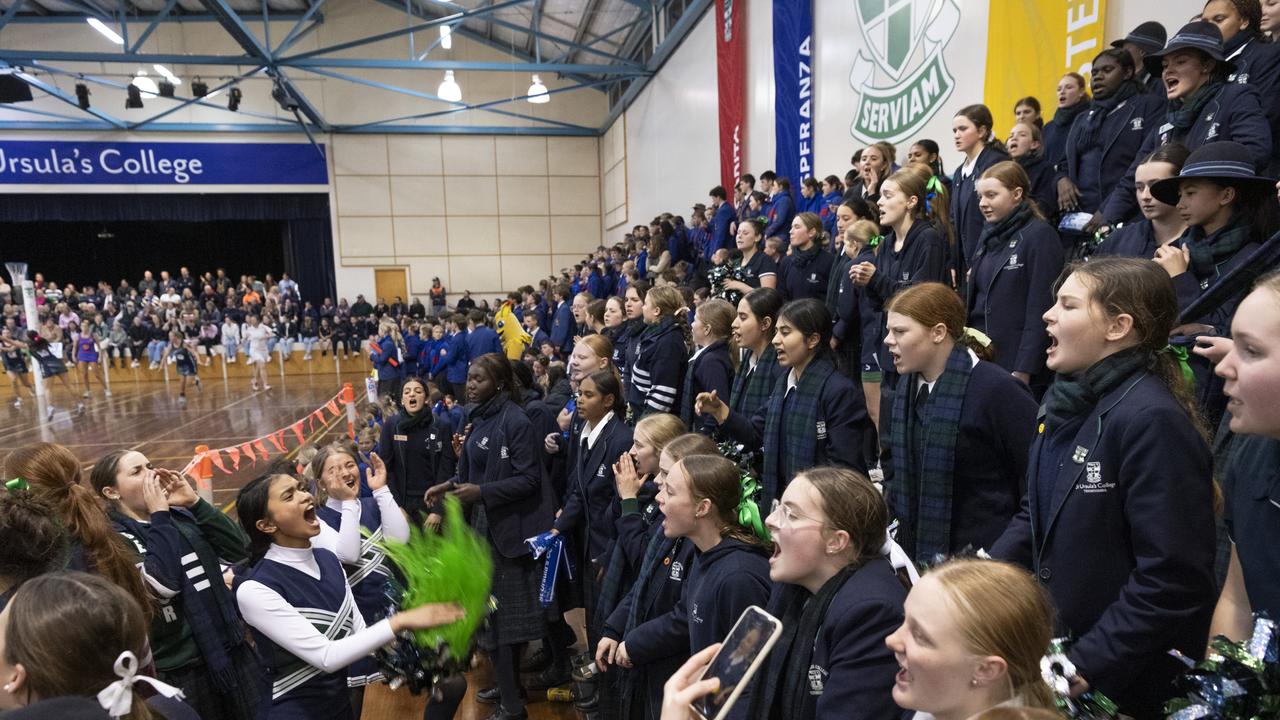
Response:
96,651,185,718
880,531,921,585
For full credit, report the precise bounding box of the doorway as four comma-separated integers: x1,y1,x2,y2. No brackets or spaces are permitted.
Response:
374,268,408,306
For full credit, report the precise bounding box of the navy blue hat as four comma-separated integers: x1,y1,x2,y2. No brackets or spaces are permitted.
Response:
1150,141,1274,205
1143,21,1236,77
1112,21,1167,55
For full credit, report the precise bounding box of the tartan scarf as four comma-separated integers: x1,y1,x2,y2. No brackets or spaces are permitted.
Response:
1185,214,1252,281
1166,81,1223,133
978,201,1035,254
1074,80,1142,150
762,355,837,505
594,479,658,629
730,345,779,418
110,509,244,694
887,344,975,563
747,564,859,720
1043,346,1151,432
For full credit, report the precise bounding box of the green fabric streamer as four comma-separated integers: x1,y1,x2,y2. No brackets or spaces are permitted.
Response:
377,497,493,657
1165,345,1196,389
5,477,29,491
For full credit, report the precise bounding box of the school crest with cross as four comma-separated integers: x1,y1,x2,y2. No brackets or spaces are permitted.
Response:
849,0,960,144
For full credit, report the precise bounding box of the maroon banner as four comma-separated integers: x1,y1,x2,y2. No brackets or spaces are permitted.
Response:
717,0,746,192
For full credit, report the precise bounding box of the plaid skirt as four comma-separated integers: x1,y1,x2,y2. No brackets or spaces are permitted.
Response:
473,506,545,648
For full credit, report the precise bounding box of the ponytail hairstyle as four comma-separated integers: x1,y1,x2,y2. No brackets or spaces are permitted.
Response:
801,177,822,196
679,453,770,546
979,161,1046,220
585,368,627,416
956,104,1007,156
884,162,956,250
378,318,405,355
645,285,694,351
5,443,152,619
796,467,888,565
662,433,718,469
586,299,606,329
694,298,739,370
822,174,845,194
777,299,835,362
236,470,293,566
912,139,947,179
794,212,829,250
577,332,617,374
885,282,995,362
1141,142,1191,174
841,197,878,225
927,558,1056,709
1057,257,1206,437
634,413,688,461
739,217,766,245
0,488,68,591
308,442,359,497
470,352,519,406
847,219,884,258
4,572,157,720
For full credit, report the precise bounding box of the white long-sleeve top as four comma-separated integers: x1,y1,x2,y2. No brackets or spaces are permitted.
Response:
310,498,362,564
235,544,395,674
323,486,410,545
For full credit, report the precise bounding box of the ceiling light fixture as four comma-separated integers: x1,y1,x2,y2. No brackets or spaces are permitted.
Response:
86,17,125,45
527,74,549,104
191,77,208,97
153,64,182,86
437,70,461,102
75,82,90,109
227,86,241,111
131,71,159,98
125,84,143,109
440,25,453,50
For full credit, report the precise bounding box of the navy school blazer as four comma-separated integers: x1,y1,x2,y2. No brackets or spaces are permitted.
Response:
991,374,1216,714
553,414,636,566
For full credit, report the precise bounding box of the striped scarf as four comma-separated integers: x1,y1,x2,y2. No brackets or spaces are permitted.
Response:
762,356,837,505
729,346,779,418
887,344,974,564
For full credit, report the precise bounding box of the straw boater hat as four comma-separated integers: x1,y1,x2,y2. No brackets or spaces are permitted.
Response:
1142,20,1237,78
1150,142,1275,206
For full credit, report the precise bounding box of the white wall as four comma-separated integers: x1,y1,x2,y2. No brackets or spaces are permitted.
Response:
608,0,1210,242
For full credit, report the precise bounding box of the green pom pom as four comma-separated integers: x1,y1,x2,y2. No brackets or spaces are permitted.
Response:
378,496,493,656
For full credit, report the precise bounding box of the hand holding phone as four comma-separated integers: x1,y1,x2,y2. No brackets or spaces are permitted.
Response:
690,606,782,720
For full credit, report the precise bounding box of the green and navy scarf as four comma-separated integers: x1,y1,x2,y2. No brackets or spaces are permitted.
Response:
1166,81,1223,133
762,355,837,505
111,509,246,693
978,201,1035,255
887,344,975,564
1043,346,1151,432
730,345,779,418
1075,80,1142,150
1184,214,1252,281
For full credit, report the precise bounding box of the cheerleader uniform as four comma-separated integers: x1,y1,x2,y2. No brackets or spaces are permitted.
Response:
75,334,99,364
236,545,391,720
316,487,409,689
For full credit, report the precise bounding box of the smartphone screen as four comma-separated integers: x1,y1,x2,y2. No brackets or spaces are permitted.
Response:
694,606,782,720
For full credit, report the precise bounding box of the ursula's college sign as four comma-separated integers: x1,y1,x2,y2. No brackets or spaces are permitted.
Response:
849,0,960,144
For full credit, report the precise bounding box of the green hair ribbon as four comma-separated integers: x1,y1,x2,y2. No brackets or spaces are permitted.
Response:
1164,345,1195,388
5,477,28,491
925,175,944,194
867,235,883,248
737,472,771,543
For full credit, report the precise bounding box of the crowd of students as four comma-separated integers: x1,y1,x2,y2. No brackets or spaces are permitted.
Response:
5,5,1280,720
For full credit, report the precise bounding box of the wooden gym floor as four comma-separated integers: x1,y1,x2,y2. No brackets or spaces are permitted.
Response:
0,364,582,720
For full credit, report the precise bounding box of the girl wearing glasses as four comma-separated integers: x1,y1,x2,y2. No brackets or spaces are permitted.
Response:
697,299,871,505
745,467,906,720
613,454,771,698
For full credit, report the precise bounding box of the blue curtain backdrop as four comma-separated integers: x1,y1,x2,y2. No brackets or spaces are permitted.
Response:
0,192,335,305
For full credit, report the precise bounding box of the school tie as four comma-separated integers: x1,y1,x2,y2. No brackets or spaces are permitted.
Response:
914,384,930,423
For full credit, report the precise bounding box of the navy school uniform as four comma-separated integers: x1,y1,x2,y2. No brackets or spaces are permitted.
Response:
748,557,908,720
777,246,836,302
236,549,362,720
443,330,469,387
401,332,422,377
764,192,795,242
831,253,863,367
529,327,550,352
603,532,696,720
681,340,733,434
719,356,871,505
991,373,1217,715
1102,82,1272,223
1225,31,1280,175
1092,218,1173,259
884,358,1038,562
370,337,400,381
550,300,575,356
708,201,737,259
465,325,502,363
1015,153,1059,223
1221,433,1280,620
729,345,784,421
1042,103,1089,172
950,145,1011,286
629,319,689,418
1068,92,1166,219
377,412,454,519
734,251,779,289
622,537,772,664
965,216,1065,382
864,222,949,372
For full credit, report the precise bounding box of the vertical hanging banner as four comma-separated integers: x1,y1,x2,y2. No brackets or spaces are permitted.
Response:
773,0,814,186
984,0,1106,136
717,0,747,191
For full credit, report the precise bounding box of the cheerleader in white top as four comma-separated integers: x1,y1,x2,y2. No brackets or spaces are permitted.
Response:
233,470,463,720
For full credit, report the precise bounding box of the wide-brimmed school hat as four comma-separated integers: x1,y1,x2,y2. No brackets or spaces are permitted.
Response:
1112,21,1167,55
1150,141,1275,205
1143,21,1235,77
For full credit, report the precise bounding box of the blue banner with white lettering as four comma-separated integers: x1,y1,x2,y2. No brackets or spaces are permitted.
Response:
0,140,328,186
772,0,813,188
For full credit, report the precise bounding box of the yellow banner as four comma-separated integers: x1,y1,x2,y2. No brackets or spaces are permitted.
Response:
984,0,1107,134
